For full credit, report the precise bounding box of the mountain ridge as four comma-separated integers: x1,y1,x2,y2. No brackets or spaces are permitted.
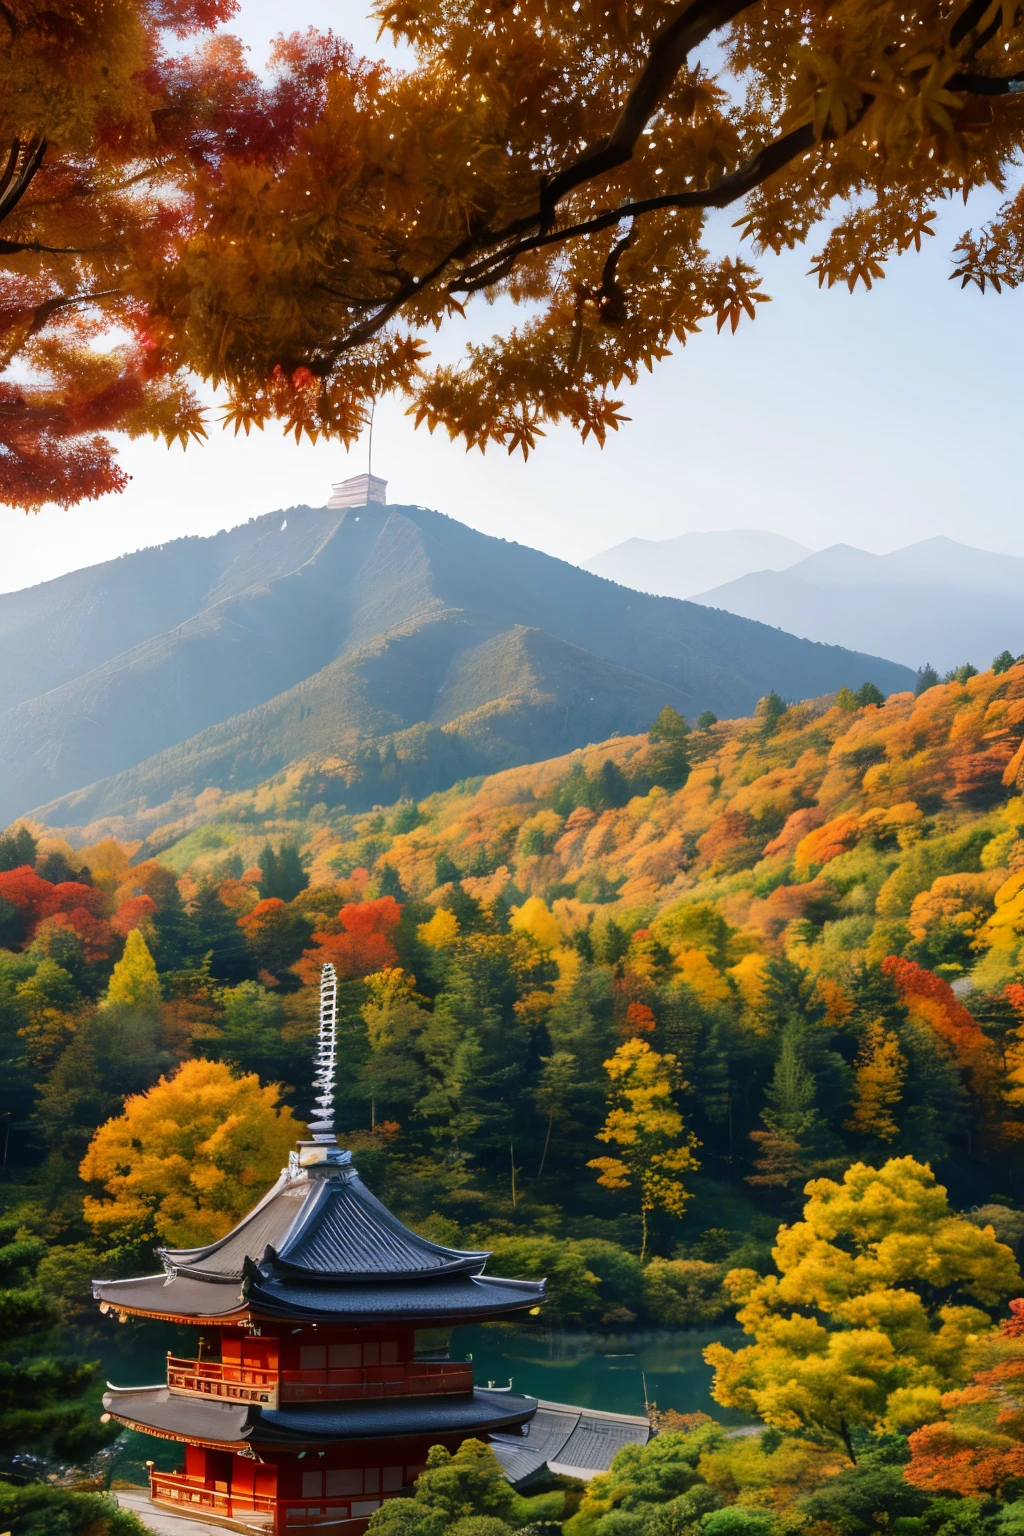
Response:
0,502,914,829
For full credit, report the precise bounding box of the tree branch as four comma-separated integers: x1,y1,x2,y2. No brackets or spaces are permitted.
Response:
540,0,760,228
947,68,1024,93
0,137,46,232
454,119,819,294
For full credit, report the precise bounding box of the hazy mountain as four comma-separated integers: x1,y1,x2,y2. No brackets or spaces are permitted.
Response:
693,537,1024,672
0,503,914,829
581,529,812,599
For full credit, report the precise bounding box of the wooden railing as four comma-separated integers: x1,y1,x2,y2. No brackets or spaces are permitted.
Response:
166,1356,473,1406
166,1356,278,1406
150,1470,399,1530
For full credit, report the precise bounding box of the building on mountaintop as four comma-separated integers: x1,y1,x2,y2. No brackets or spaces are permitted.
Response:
328,474,387,509
92,962,545,1535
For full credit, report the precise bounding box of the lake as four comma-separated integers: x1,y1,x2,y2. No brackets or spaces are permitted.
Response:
96,1321,748,1486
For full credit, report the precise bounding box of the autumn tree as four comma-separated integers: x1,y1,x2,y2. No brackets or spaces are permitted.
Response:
296,897,403,984
80,1057,303,1248
12,0,1024,504
706,1157,1022,1463
844,1020,906,1143
905,1300,1024,1494
103,928,161,1012
589,1036,700,1260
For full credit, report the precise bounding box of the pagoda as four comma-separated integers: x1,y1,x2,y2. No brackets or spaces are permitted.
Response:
94,964,545,1536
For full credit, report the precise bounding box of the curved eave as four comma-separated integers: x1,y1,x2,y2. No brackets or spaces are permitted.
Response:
246,1273,545,1324
102,1386,537,1452
93,1274,249,1325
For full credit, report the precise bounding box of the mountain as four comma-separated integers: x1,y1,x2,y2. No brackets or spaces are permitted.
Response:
580,528,812,599
693,536,1024,672
2,502,914,831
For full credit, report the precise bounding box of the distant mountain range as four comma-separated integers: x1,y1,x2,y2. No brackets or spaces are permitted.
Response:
0,504,914,831
581,528,812,599
692,537,1024,672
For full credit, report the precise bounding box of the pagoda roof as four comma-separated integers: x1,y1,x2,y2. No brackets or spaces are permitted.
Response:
92,1267,543,1324
102,1384,537,1448
92,1160,544,1324
160,1164,490,1284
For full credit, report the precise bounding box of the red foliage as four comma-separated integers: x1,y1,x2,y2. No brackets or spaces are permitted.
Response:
39,881,108,921
46,908,115,963
295,896,402,984
0,867,55,935
622,1002,656,1038
110,894,157,936
882,956,1002,1110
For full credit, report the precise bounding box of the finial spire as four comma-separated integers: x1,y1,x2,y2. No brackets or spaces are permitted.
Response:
308,962,338,1143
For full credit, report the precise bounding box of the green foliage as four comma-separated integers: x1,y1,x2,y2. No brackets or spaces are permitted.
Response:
993,652,1018,676
0,825,37,873
0,1485,150,1536
855,682,885,707
647,708,691,791
0,1217,115,1461
916,664,940,695
258,840,309,902
695,712,718,732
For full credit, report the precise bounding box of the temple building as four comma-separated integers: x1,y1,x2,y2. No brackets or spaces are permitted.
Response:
93,963,546,1535
327,473,387,509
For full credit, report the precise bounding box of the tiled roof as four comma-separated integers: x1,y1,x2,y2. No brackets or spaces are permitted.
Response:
102,1385,537,1447
159,1166,489,1284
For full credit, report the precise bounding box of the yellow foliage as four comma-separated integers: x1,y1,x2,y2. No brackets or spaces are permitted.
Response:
588,1037,700,1258
418,908,460,949
844,1021,906,1142
706,1157,1021,1459
673,947,732,1003
103,928,161,1012
510,896,563,952
80,1058,303,1248
728,952,770,1013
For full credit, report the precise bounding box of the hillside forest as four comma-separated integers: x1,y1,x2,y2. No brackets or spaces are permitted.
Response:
10,660,1024,1532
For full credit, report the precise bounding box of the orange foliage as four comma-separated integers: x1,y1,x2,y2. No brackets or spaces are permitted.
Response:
622,1002,656,1038
792,814,862,877
883,957,1003,1115
296,896,402,983
110,894,157,937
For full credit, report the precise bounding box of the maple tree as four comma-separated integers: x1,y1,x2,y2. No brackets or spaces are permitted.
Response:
905,1301,1024,1495
295,895,403,983
5,0,1024,504
706,1157,1021,1462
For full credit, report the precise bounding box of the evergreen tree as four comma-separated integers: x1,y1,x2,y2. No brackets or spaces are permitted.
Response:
189,880,251,984
748,1026,833,1190
258,841,309,902
915,663,940,696
647,705,691,790
376,864,408,902
993,649,1018,675
756,690,788,735
696,711,718,731
148,879,195,971
433,850,461,886
0,825,37,873
0,1217,116,1461
854,681,885,706
598,758,631,808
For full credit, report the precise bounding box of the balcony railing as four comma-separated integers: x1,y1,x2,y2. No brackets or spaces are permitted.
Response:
150,1470,398,1531
166,1355,474,1407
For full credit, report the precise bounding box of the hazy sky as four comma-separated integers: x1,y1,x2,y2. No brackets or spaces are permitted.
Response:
2,0,1022,594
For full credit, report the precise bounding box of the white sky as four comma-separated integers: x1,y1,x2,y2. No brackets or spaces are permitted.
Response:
2,0,1022,593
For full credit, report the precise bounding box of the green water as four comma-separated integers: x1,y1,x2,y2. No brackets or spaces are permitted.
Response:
96,1320,747,1486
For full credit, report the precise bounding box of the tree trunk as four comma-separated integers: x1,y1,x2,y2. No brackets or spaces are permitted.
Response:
537,1108,554,1178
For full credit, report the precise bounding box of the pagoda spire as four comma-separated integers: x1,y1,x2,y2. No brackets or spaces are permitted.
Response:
308,962,338,1142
